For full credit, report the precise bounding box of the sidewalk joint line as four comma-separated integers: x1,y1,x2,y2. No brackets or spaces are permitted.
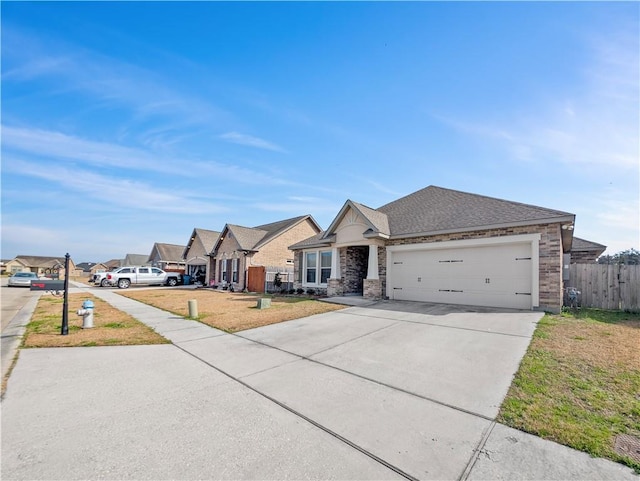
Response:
346,311,533,339
173,343,419,481
232,331,495,422
459,420,497,481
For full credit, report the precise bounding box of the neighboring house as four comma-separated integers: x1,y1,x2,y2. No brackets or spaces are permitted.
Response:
182,228,221,281
5,255,76,279
76,262,99,278
124,253,150,266
103,259,123,270
0,259,8,275
210,215,321,292
148,243,186,272
90,263,109,275
290,186,577,313
76,262,97,272
570,237,607,264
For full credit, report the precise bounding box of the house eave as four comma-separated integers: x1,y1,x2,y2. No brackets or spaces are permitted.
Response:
363,231,390,240
289,240,333,251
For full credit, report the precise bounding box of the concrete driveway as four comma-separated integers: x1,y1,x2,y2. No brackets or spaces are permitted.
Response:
3,293,636,480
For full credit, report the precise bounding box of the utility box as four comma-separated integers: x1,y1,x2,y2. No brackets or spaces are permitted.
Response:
256,298,271,309
563,253,571,281
30,280,65,291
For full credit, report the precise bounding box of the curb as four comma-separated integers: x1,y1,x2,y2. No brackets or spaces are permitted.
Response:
1,292,42,382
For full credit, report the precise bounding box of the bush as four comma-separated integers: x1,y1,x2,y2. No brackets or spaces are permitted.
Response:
306,288,315,295
296,288,305,295
288,289,295,295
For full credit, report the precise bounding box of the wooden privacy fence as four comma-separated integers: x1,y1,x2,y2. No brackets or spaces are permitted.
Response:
568,264,640,311
246,266,294,293
247,266,266,293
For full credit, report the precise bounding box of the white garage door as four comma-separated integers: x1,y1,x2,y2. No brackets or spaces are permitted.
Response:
389,242,533,309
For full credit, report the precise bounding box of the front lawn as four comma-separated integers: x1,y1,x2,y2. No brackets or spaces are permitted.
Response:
23,293,169,348
499,308,640,472
118,288,345,332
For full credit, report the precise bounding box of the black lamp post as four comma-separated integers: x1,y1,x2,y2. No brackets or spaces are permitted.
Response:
61,253,70,335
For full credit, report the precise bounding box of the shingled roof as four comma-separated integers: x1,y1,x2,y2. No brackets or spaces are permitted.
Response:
124,254,149,266
183,228,221,259
226,224,269,251
11,255,68,268
571,237,606,252
378,186,574,238
213,215,321,254
290,185,575,250
149,243,186,263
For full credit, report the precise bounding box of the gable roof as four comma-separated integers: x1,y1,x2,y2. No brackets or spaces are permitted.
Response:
322,200,391,241
104,258,123,269
192,228,220,252
225,224,269,251
124,253,150,266
212,215,321,254
11,255,69,268
291,185,576,250
149,243,186,263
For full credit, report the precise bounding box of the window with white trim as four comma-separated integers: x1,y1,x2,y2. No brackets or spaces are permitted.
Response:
220,260,227,282
303,250,332,286
232,258,238,283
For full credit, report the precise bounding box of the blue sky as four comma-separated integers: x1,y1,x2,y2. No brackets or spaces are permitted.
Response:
2,2,638,263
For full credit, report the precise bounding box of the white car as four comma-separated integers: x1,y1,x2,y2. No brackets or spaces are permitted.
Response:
8,272,39,287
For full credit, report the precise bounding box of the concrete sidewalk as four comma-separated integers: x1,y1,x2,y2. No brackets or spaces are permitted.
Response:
1,284,637,480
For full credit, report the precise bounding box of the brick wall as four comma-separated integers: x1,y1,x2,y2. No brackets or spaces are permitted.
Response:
252,220,319,268
345,246,368,294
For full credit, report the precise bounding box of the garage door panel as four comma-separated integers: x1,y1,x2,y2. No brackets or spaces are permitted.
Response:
389,242,534,309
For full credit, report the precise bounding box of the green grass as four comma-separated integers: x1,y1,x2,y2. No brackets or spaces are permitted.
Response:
499,308,640,472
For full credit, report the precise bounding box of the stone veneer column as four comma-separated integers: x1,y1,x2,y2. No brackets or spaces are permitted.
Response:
363,279,382,299
327,247,343,296
327,278,343,296
364,245,381,298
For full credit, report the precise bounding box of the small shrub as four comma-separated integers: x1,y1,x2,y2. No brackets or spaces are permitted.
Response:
306,288,315,295
296,288,305,295
273,272,283,291
288,289,295,295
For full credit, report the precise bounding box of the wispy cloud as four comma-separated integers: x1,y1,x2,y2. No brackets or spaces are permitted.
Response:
4,157,228,215
365,180,404,198
219,132,288,153
2,125,180,174
2,25,229,147
434,23,639,170
2,125,300,187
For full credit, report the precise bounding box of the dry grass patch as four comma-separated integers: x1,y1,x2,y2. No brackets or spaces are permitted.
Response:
118,288,345,332
24,293,169,348
499,308,640,472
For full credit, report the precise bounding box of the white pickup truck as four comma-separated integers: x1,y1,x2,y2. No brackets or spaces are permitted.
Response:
106,266,181,289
